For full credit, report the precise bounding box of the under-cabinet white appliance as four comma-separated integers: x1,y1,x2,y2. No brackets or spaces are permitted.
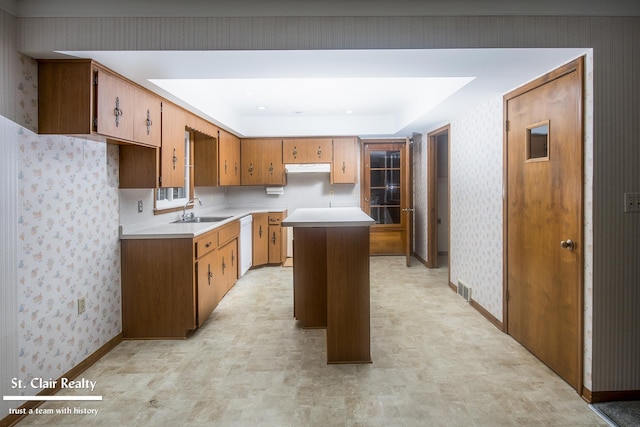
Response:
240,215,252,276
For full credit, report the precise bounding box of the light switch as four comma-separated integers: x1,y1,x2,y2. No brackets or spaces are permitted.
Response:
624,192,640,213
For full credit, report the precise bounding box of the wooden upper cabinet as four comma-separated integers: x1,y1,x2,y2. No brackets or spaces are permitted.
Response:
262,139,285,185
193,131,218,187
39,59,162,148
241,138,284,186
38,60,94,135
132,88,162,147
218,129,241,186
283,138,332,164
95,68,135,141
332,137,358,184
160,102,186,188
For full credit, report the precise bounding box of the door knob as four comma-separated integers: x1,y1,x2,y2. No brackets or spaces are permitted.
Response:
560,239,576,250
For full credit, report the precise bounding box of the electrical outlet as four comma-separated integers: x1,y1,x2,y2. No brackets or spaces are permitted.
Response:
138,200,143,213
624,192,640,213
78,297,85,315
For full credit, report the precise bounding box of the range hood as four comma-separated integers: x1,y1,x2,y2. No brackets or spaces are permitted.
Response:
285,163,331,174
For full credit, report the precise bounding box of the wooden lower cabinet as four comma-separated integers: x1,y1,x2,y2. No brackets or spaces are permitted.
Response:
252,211,288,267
252,213,269,266
219,238,238,293
268,212,287,264
196,248,218,327
121,220,239,339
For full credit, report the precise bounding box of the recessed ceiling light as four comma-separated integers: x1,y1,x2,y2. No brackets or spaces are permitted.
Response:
345,110,354,114
256,105,267,110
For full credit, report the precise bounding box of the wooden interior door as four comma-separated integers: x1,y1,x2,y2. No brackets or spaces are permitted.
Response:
505,58,583,391
362,140,410,256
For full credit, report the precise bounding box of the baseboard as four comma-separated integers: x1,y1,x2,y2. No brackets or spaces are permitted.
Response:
1,333,123,427
583,387,640,403
448,281,504,332
413,253,427,266
470,298,504,331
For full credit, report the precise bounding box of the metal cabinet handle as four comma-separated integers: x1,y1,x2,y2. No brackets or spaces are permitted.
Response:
342,161,346,173
231,250,235,266
293,146,297,158
222,257,226,273
272,232,277,245
207,263,213,285
224,159,228,173
114,97,123,127
249,163,254,175
269,162,274,174
145,109,152,135
317,146,322,157
560,239,576,250
172,148,178,170
259,225,263,238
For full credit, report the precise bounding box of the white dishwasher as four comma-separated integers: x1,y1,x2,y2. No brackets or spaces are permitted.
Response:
239,215,252,276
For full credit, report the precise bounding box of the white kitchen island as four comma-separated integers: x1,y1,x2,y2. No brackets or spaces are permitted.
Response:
282,207,375,364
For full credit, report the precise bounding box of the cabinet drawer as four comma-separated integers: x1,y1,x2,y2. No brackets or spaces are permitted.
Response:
195,230,218,259
268,213,283,225
218,220,240,246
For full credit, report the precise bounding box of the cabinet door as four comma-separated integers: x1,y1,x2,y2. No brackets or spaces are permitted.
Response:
310,138,333,163
197,248,218,326
160,102,186,188
219,239,238,293
240,139,263,185
332,137,358,184
283,139,304,163
95,69,134,141
193,131,217,187
219,129,241,185
268,225,283,264
262,139,285,185
252,213,269,266
133,88,162,147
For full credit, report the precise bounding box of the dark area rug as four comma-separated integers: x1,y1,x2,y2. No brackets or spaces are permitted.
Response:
592,401,640,427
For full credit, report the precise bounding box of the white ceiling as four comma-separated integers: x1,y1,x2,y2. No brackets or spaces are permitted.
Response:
59,48,588,137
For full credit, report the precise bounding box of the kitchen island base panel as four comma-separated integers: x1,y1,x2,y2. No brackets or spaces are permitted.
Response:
292,227,327,328
326,226,372,364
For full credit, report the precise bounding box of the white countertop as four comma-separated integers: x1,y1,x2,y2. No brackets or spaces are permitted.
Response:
119,207,286,239
281,207,374,227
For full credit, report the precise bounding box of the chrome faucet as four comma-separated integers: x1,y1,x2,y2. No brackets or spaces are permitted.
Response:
182,197,202,221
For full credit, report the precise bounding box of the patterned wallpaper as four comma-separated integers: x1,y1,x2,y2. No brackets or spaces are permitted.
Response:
449,96,505,320
12,55,122,390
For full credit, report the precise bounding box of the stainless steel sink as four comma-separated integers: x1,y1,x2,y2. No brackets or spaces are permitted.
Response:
172,216,232,224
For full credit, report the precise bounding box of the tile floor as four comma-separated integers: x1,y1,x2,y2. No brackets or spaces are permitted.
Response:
17,257,606,426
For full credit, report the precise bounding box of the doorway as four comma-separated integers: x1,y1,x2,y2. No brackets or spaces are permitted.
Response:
504,57,584,392
361,139,412,261
427,125,450,269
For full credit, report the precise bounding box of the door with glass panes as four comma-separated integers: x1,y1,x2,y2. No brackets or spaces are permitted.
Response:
362,140,412,259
